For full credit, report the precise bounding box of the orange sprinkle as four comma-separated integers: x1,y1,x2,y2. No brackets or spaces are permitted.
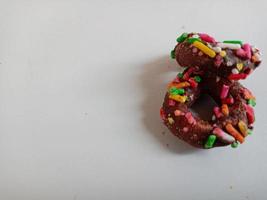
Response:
168,82,190,89
221,104,229,116
225,123,245,143
238,120,248,137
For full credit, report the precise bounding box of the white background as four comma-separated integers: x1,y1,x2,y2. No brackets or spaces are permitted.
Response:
0,0,267,199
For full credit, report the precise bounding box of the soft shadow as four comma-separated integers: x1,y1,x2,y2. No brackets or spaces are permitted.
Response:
139,55,199,154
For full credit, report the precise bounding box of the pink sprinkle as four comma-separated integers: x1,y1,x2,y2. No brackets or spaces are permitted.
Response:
185,112,196,125
243,43,252,59
236,48,247,58
168,99,176,106
174,109,183,116
198,51,203,56
199,33,216,43
183,127,189,132
244,104,255,124
192,47,198,53
213,106,223,118
213,127,235,144
220,84,229,99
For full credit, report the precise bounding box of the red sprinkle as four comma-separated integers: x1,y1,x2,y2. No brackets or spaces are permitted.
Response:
222,97,234,105
228,73,247,80
188,78,198,88
160,107,166,120
183,67,196,80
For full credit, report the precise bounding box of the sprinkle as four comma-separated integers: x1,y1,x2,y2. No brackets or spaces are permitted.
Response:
231,68,239,74
192,47,198,53
223,40,243,45
242,88,255,100
216,76,220,82
220,84,229,99
204,135,217,149
193,41,216,58
252,53,261,62
219,50,226,57
187,37,201,44
213,127,235,144
222,97,234,105
212,115,216,121
182,67,196,80
178,72,183,78
213,106,223,118
170,50,175,59
212,46,222,53
199,33,216,43
176,33,188,43
183,127,189,132
248,99,256,107
226,61,233,66
217,43,241,50
244,104,255,124
169,87,185,95
225,123,245,143
243,43,252,59
169,94,187,103
221,104,229,116
228,73,247,80
168,82,190,90
231,141,238,148
194,76,202,82
185,112,196,125
236,63,243,71
168,117,175,125
247,129,252,135
192,34,199,38
188,78,198,88
238,120,248,137
236,48,247,58
160,107,166,120
168,99,176,106
174,109,184,116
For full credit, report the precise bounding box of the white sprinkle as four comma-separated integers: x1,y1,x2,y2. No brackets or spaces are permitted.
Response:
192,34,199,38
217,43,241,50
231,68,239,74
212,115,216,121
216,76,220,82
212,46,222,53
254,53,262,61
227,61,233,66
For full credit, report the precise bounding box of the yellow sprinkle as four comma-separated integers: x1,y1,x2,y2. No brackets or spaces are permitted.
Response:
220,50,226,57
169,94,187,103
221,104,229,116
168,82,190,89
236,63,243,71
238,120,248,137
193,41,216,58
168,117,174,125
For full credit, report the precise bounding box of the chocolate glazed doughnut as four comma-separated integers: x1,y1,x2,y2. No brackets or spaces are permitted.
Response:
160,33,261,149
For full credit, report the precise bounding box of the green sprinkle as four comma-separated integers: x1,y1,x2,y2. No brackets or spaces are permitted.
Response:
248,99,256,107
170,50,175,59
231,141,239,148
223,40,243,45
204,135,217,149
194,76,202,83
247,129,253,135
178,73,183,78
187,37,201,44
169,87,185,95
176,33,188,43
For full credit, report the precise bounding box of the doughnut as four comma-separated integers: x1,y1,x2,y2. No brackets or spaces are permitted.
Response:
161,33,261,149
